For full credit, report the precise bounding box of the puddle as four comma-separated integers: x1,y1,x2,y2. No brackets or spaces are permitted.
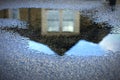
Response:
99,34,120,52
28,40,55,55
65,40,106,56
65,33,120,56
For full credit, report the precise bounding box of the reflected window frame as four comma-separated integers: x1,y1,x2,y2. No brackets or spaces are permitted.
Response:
41,9,80,35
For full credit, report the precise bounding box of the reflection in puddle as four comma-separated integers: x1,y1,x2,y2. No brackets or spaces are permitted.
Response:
65,40,106,56
65,34,120,56
0,8,112,56
28,40,55,55
99,34,120,52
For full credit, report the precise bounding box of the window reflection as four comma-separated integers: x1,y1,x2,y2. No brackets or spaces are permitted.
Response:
47,21,59,32
62,10,74,32
47,10,60,32
46,9,76,32
62,21,74,32
9,9,19,19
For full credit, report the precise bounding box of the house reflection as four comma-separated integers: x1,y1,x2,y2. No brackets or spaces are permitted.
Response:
0,8,112,55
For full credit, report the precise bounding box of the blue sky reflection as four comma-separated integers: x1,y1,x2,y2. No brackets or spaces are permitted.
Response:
66,34,120,56
99,34,120,53
28,34,120,56
65,40,106,56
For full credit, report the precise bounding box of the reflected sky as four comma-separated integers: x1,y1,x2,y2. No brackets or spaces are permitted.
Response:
99,34,120,52
65,40,106,56
28,34,120,56
65,34,120,56
28,40,55,55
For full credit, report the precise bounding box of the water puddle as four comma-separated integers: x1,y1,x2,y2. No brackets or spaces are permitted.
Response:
99,34,120,52
28,40,55,55
65,40,106,56
65,34,120,56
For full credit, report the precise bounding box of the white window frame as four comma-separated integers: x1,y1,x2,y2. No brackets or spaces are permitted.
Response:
41,9,80,35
